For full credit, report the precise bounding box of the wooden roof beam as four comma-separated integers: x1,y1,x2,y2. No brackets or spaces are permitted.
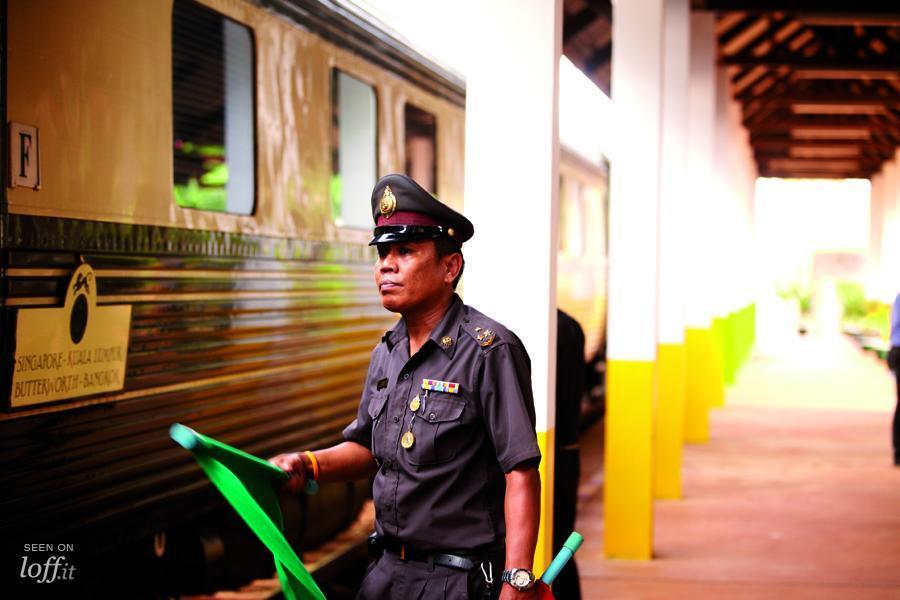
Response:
793,69,900,80
585,42,612,72
758,169,873,179
750,136,884,147
693,0,900,14
723,55,900,71
746,93,900,106
719,14,764,48
564,8,599,42
755,148,894,164
744,115,900,129
759,154,884,169
795,15,900,26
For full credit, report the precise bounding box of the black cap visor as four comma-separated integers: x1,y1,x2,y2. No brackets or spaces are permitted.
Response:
369,225,449,246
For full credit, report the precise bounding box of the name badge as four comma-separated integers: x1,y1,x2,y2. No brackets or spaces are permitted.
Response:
421,378,459,394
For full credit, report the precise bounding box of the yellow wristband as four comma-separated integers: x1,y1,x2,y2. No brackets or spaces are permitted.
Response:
305,450,320,481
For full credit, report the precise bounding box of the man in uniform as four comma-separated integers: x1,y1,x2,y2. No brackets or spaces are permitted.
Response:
271,174,542,599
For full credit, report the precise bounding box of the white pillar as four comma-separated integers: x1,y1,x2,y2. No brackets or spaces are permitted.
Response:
714,66,734,321
605,0,663,560
683,12,719,441
462,0,561,573
655,0,690,501
658,0,689,352
685,13,717,333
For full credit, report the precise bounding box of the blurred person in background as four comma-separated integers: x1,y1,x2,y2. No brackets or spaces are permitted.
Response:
889,291,900,467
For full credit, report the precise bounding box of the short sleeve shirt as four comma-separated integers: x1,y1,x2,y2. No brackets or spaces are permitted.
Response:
342,294,541,551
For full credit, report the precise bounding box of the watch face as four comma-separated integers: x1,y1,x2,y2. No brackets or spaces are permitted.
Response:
512,569,533,588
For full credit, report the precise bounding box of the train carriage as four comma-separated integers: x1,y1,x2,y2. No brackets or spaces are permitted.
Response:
2,0,463,594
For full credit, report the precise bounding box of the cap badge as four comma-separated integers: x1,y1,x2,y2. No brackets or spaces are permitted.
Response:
379,185,397,219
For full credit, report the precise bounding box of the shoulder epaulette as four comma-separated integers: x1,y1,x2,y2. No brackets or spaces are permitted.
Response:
473,326,497,347
462,322,504,350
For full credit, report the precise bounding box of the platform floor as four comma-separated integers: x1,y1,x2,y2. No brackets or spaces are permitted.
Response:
575,334,900,599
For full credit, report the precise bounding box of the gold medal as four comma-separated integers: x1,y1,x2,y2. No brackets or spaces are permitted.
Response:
401,430,415,449
409,395,421,412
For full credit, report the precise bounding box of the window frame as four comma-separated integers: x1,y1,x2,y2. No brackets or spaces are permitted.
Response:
171,0,259,217
330,67,381,231
402,101,439,195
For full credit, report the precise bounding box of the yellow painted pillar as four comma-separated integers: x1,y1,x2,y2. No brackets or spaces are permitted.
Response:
683,12,718,445
462,0,562,574
655,343,685,497
710,316,726,407
605,0,664,560
684,327,712,443
605,361,655,558
654,0,690,501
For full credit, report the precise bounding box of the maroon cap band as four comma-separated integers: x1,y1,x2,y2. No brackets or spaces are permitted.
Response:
376,211,444,228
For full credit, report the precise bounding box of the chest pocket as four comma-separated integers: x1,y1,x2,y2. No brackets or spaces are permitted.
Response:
407,394,467,467
367,389,389,458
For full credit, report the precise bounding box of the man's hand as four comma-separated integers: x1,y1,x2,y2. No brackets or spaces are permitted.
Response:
268,452,309,494
269,442,377,493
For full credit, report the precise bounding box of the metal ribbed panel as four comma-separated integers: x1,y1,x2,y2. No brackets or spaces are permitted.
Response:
0,226,392,560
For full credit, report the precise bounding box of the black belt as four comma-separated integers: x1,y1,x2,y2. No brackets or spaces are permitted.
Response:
370,534,482,571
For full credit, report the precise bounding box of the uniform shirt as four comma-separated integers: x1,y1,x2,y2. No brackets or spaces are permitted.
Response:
343,294,541,551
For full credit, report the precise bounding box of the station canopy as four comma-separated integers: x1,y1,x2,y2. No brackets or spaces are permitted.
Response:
563,0,900,180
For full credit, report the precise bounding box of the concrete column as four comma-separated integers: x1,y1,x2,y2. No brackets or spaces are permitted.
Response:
718,81,756,386
709,65,731,405
605,0,664,559
733,109,757,373
462,0,562,573
655,0,690,501
683,12,718,443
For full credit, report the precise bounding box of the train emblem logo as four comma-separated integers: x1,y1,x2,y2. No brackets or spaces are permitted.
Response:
10,263,132,407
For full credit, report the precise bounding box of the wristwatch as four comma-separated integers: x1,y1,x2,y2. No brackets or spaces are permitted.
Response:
501,568,536,591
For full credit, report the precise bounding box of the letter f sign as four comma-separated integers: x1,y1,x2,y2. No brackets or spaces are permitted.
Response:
9,122,40,189
19,132,31,178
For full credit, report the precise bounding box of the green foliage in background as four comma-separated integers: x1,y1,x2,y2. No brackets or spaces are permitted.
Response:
836,281,866,320
835,280,890,340
174,178,227,212
174,142,228,212
777,283,812,316
855,303,890,340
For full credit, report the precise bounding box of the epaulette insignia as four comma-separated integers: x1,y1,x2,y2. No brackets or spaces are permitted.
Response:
476,328,496,347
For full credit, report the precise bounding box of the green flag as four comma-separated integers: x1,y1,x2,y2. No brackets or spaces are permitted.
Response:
170,423,326,600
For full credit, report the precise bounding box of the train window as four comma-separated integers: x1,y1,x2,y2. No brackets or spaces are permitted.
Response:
404,104,437,193
331,70,378,229
172,0,255,215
